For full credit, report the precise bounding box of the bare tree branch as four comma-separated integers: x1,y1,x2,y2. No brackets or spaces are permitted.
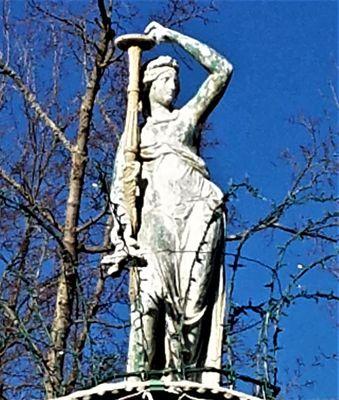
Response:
0,59,72,152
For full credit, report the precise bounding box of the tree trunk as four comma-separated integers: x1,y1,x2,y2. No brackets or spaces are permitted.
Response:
45,25,113,395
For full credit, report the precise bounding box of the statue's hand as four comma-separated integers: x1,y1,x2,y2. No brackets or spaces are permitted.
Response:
101,254,121,277
101,241,147,277
144,21,171,44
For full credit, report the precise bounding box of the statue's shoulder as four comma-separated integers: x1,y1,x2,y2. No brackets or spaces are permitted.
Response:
146,109,181,126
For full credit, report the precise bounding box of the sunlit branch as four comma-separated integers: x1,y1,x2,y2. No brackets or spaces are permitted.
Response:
0,59,72,152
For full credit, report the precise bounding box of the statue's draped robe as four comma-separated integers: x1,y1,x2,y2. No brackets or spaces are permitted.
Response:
110,108,225,385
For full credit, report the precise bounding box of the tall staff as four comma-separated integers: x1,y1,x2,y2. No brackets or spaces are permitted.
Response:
115,34,155,235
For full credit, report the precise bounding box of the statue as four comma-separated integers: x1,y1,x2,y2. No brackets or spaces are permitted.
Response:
102,21,233,386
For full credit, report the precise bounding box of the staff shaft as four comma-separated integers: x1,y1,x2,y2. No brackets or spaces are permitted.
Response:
123,45,142,235
115,34,154,236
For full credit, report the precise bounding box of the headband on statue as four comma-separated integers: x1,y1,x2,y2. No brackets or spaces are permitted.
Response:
143,56,179,85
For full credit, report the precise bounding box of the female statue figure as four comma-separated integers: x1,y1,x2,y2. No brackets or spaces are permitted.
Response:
103,22,233,385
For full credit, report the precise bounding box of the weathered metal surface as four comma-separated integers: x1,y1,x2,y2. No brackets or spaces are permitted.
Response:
55,380,262,400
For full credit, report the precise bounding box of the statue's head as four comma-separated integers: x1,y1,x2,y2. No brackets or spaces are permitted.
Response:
141,56,179,116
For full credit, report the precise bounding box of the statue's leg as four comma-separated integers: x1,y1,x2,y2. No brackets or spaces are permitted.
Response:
179,206,225,384
135,210,180,380
163,313,185,382
127,264,162,380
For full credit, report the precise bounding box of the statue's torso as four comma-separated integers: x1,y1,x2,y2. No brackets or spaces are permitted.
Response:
108,108,224,256
139,109,223,214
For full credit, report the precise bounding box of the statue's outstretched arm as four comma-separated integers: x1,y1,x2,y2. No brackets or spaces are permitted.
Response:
145,21,233,123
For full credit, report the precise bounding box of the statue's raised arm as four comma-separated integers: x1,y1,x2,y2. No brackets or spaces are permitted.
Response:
145,21,233,124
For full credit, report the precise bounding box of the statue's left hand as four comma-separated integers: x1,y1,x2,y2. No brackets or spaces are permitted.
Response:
101,254,122,277
144,21,171,44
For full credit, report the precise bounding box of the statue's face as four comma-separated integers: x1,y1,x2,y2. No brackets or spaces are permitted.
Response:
149,68,179,108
